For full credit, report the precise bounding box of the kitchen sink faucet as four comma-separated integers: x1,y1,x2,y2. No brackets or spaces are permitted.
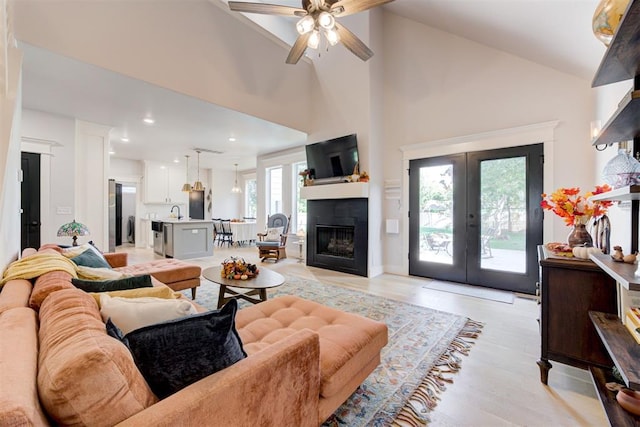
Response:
171,205,183,220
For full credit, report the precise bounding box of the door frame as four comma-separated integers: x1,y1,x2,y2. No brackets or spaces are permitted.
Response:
400,121,559,276
21,138,57,244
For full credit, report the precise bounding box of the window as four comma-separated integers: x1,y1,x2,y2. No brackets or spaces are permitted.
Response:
266,167,282,215
293,161,307,233
244,178,257,218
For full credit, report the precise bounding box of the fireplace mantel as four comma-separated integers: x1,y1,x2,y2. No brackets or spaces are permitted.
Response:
300,182,369,200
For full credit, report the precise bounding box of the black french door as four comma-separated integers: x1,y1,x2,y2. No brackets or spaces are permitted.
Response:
408,144,543,294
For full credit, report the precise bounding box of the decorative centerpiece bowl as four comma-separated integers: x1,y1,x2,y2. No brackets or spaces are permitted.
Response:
221,256,259,280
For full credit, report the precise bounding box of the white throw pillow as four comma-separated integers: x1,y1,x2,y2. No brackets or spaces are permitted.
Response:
100,294,198,335
265,227,284,242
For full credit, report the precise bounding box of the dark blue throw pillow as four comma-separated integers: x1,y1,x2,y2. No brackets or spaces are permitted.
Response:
106,299,246,399
72,274,153,293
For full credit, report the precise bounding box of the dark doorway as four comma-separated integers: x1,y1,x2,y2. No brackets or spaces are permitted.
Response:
115,183,122,246
21,152,41,251
408,144,544,294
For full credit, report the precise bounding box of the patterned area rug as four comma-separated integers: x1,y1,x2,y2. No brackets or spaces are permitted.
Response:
186,274,482,426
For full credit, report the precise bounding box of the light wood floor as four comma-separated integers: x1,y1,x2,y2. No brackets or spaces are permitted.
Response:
120,243,607,426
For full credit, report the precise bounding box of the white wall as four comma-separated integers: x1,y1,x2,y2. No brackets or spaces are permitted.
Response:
13,0,312,132
379,12,596,272
0,45,23,267
211,168,242,220
21,109,76,246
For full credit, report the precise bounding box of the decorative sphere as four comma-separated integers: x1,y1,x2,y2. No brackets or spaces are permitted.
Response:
592,0,630,46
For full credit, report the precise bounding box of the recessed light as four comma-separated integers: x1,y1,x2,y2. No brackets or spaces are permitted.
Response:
143,117,155,125
229,137,236,142
109,150,115,155
121,137,130,142
174,159,180,163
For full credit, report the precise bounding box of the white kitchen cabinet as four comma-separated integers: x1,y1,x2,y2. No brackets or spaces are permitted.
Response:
143,161,188,204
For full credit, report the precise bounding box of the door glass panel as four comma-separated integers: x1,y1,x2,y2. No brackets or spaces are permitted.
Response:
419,164,453,265
479,157,526,273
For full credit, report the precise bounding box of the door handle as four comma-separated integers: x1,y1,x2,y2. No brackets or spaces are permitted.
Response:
30,221,40,226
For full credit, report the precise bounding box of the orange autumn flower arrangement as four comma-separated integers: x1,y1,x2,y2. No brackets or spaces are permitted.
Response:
540,185,614,226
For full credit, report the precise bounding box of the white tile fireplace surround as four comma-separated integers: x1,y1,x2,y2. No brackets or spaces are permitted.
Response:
301,183,369,277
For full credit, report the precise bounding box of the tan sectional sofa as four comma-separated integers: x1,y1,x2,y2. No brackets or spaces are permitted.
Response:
0,247,388,426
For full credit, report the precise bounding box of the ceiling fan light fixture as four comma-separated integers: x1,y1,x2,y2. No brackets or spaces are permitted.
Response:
308,30,320,49
318,11,335,29
325,28,340,46
296,15,314,35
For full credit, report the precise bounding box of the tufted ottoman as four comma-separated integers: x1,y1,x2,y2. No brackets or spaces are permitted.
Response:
235,295,388,423
114,259,201,299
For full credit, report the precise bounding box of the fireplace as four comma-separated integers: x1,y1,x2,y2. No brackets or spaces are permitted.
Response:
307,198,368,276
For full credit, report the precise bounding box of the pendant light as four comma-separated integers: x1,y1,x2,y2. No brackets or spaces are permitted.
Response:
181,155,192,192
231,163,242,193
192,150,204,191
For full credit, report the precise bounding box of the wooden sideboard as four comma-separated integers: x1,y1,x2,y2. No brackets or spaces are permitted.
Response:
537,247,617,384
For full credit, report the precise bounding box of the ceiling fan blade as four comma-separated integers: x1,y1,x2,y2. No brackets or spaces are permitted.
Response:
331,0,395,17
286,33,312,64
335,23,374,61
228,1,306,17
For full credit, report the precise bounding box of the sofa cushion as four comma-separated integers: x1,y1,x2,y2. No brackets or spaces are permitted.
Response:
265,226,284,242
72,274,153,293
100,294,198,334
108,299,246,399
236,295,388,399
0,307,50,426
89,285,180,307
0,279,32,315
114,258,201,285
68,248,112,269
29,270,75,312
38,288,157,426
61,243,112,269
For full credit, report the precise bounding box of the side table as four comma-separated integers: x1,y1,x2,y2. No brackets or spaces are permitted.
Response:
295,239,305,263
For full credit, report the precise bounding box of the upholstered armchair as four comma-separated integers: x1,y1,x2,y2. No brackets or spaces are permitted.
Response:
257,214,290,262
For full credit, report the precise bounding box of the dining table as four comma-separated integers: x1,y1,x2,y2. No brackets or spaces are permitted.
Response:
230,221,257,245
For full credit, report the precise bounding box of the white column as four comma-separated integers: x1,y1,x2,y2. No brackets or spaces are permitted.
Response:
75,120,112,250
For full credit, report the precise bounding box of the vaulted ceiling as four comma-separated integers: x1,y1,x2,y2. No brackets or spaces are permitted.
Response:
18,0,605,170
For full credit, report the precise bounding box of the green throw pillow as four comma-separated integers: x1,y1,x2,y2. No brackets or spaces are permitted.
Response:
72,275,153,293
106,299,246,399
69,249,112,269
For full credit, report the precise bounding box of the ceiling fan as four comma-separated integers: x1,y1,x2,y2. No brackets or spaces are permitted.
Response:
228,0,394,64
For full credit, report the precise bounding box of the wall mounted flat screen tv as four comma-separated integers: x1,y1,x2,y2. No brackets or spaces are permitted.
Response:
305,134,359,180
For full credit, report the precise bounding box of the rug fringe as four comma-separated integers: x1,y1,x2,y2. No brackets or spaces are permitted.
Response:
392,319,484,426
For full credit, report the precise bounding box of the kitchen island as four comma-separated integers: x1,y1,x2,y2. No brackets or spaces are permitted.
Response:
162,219,214,260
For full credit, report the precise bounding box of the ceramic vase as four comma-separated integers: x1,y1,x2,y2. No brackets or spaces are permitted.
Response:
592,0,630,46
568,223,594,248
